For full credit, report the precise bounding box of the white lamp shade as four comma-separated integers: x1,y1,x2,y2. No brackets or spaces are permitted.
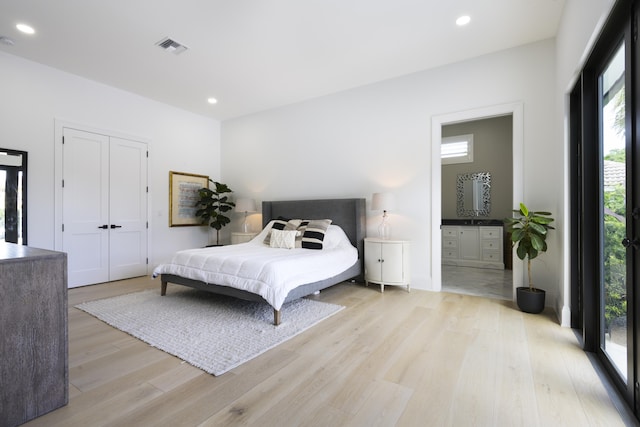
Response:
371,193,395,211
235,198,257,213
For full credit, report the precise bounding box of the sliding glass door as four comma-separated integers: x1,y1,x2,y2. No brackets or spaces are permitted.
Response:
599,42,628,381
571,0,639,414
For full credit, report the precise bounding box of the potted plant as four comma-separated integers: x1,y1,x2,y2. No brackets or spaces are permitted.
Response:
504,202,555,314
195,180,235,245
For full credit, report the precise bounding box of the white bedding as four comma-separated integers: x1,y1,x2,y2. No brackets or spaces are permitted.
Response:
152,223,358,310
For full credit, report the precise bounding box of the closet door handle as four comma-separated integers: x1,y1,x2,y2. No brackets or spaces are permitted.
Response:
110,224,122,229
97,224,108,229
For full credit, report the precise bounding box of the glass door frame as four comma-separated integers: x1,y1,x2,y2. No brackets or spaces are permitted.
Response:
598,40,629,382
0,148,27,245
570,0,639,412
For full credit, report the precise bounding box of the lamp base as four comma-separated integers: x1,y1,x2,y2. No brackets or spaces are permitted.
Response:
378,216,390,240
242,215,250,233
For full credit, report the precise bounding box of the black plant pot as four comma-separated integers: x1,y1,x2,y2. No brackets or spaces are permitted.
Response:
516,287,546,314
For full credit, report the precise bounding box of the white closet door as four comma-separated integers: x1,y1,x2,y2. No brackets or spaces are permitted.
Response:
62,128,110,287
62,128,148,288
108,137,148,281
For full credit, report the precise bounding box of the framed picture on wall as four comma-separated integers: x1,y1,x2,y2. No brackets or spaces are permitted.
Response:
169,171,209,226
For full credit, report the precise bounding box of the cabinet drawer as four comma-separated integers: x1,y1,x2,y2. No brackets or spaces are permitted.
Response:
442,228,458,238
482,249,502,262
442,238,458,249
482,240,500,250
443,248,459,259
481,228,502,239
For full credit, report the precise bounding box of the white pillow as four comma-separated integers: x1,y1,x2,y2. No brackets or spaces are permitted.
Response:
269,229,298,249
322,225,351,249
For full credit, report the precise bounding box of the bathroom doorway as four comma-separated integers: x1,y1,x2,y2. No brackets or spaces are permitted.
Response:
431,102,524,299
440,116,513,300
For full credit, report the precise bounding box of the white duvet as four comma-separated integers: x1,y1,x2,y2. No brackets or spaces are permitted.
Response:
152,223,358,310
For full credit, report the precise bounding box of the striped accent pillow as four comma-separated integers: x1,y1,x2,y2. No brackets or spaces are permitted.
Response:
263,218,301,245
299,219,332,250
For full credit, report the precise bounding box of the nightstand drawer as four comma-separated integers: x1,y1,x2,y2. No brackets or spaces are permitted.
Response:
231,232,258,244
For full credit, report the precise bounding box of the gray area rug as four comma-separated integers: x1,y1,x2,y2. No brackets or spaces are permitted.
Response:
75,288,344,376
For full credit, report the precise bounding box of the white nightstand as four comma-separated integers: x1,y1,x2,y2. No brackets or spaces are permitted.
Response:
364,238,410,293
231,232,258,244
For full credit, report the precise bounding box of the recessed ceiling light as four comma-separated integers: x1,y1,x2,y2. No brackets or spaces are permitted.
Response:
207,98,218,105
16,23,35,35
456,15,471,26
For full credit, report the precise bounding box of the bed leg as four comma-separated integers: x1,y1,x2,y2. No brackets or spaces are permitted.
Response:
274,309,281,326
161,280,167,296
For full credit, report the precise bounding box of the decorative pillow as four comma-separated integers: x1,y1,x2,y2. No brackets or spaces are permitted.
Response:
263,218,301,245
299,219,332,250
322,225,350,250
269,229,298,249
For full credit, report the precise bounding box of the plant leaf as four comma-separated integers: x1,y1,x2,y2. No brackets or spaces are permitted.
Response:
531,233,545,251
529,222,547,235
519,202,529,216
511,228,525,242
532,216,554,225
516,243,528,260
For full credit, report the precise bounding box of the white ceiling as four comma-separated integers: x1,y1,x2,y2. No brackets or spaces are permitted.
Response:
0,0,565,120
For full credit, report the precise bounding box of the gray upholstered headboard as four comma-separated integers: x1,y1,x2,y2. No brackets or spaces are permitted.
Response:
262,198,366,259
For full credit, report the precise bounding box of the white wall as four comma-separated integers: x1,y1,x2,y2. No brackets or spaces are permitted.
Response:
441,116,513,221
222,39,557,294
0,51,221,268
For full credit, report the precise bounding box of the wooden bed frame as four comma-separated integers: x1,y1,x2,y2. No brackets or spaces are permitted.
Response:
160,198,366,325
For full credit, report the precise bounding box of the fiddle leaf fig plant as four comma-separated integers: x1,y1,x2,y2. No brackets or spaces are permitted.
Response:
503,202,555,291
195,180,235,245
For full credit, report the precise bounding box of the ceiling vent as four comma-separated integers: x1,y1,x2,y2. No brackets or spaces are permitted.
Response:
156,37,188,55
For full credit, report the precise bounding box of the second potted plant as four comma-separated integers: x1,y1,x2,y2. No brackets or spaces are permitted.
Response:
504,202,555,314
195,180,235,246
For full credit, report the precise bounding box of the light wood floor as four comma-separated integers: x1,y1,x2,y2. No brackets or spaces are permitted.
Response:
24,276,629,427
442,265,513,300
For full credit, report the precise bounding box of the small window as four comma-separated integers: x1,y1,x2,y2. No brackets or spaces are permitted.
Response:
441,134,473,165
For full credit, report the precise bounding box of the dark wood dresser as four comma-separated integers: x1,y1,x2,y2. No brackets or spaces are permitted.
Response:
0,243,68,427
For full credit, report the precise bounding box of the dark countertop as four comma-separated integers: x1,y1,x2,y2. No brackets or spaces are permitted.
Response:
441,219,504,226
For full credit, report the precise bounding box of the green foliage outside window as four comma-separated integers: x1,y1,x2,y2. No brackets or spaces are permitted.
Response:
602,84,626,335
603,182,627,332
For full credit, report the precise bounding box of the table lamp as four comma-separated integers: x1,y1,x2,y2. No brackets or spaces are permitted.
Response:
235,198,257,233
371,192,395,240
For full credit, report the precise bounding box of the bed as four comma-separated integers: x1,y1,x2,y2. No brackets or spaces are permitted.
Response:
153,198,366,325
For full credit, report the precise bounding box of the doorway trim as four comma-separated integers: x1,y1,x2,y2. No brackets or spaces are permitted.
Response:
431,102,524,296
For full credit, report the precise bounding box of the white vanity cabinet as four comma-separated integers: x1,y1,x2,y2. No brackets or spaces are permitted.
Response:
459,227,480,260
364,238,410,292
480,227,502,264
441,225,504,269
